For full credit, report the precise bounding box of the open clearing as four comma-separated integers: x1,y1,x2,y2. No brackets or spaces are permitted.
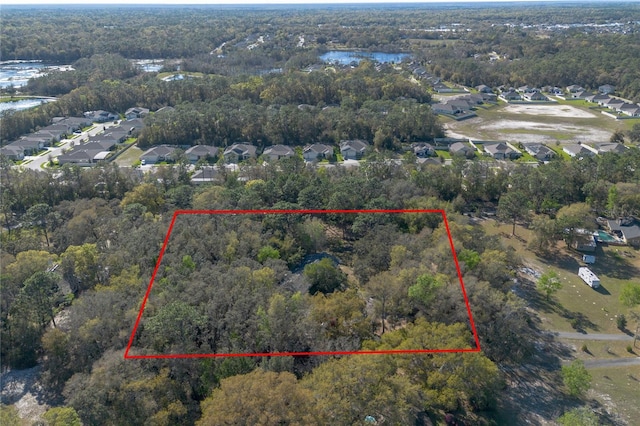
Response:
443,100,628,144
502,103,597,118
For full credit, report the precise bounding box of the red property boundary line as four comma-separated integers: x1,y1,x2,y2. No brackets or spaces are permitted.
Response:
124,209,481,359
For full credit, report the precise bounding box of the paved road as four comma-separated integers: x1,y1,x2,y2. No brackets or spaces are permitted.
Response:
555,331,634,341
561,357,640,369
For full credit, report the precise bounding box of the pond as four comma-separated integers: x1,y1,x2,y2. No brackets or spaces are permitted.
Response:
0,98,56,113
319,51,410,65
0,61,73,89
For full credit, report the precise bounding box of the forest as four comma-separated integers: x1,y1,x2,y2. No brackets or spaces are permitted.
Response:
2,3,640,425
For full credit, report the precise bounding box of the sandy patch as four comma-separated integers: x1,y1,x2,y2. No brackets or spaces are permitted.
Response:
503,104,596,118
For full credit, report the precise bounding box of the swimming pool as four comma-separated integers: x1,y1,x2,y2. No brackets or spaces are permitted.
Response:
596,230,618,243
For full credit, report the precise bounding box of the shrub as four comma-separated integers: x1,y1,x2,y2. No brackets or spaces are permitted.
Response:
616,314,627,330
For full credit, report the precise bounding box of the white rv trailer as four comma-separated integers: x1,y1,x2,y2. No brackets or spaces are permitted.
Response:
578,267,600,288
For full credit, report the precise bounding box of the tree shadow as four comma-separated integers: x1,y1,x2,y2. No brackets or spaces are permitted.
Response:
590,246,640,281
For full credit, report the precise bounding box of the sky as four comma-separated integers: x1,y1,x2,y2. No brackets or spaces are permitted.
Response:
1,0,572,5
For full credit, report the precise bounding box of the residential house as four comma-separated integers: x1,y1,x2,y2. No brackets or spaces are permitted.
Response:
483,142,522,160
432,103,461,115
566,85,585,93
303,144,333,162
449,142,476,158
598,84,615,94
14,136,48,154
223,143,257,163
433,82,454,93
475,84,492,93
448,99,475,111
411,142,435,158
0,145,25,161
140,145,179,164
500,89,521,101
123,118,145,135
563,144,595,158
523,91,548,101
480,92,498,103
125,107,150,120
185,145,219,163
607,218,640,247
594,143,627,155
585,93,610,104
601,98,624,109
340,139,369,160
517,85,537,93
52,116,93,131
263,144,295,161
416,157,443,167
619,103,640,116
191,166,218,185
573,234,597,252
523,143,555,161
84,110,119,123
571,90,591,100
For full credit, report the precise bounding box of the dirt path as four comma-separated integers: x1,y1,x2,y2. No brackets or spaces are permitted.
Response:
555,332,635,341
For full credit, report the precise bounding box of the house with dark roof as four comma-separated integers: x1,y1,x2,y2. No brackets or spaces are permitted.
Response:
483,142,522,160
570,90,592,100
607,218,640,247
223,143,257,163
185,145,219,163
140,145,179,164
263,144,295,161
303,144,333,162
339,139,369,160
619,103,640,116
416,157,443,167
523,143,555,161
566,85,585,93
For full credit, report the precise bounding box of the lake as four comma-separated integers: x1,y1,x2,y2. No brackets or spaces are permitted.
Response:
0,61,73,89
319,51,410,65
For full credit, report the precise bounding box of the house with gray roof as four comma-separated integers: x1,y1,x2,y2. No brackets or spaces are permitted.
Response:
563,144,595,158
125,107,150,120
223,143,257,163
598,84,615,94
84,110,119,123
0,145,25,161
566,85,585,93
411,142,435,158
185,145,219,163
191,166,218,185
585,93,610,104
140,145,179,164
483,142,522,160
594,143,627,155
523,143,555,161
449,142,476,158
339,139,369,160
263,144,295,161
607,218,640,247
476,84,492,93
303,144,333,162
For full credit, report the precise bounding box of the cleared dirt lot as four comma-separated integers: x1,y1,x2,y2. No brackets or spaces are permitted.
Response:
502,103,597,119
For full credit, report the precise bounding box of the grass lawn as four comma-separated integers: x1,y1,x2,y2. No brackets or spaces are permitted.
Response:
589,366,640,424
562,339,638,362
0,96,28,103
549,145,572,160
114,145,143,166
479,219,640,334
435,150,451,159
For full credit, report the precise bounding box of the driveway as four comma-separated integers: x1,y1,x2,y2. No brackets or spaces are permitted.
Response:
555,331,634,341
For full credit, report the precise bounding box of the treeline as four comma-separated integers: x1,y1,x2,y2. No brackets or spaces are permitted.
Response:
2,59,439,147
422,31,640,102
